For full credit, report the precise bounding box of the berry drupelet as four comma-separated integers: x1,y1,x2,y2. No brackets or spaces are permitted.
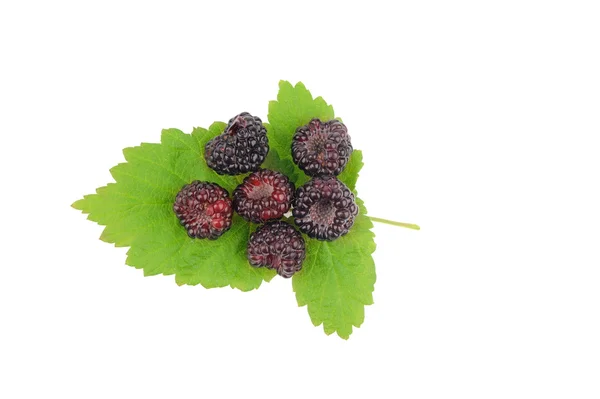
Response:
247,221,306,278
173,181,233,239
292,176,359,241
233,169,294,223
205,112,269,175
291,118,352,177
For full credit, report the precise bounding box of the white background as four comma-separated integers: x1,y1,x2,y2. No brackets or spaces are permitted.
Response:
1,1,599,398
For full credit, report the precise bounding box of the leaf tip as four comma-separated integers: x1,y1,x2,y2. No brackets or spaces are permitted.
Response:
294,81,307,90
160,128,187,146
208,121,226,134
71,199,85,210
230,283,259,292
278,79,292,89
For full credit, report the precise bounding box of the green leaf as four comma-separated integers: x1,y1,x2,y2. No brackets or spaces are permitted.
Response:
73,80,378,338
338,150,363,192
268,81,335,153
267,80,336,188
292,200,376,339
268,81,376,339
262,123,299,183
267,81,363,191
72,124,276,291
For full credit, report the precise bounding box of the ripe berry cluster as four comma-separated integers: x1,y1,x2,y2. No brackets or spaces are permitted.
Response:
173,113,358,278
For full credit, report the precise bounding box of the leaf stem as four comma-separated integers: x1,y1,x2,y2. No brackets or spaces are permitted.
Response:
369,217,420,230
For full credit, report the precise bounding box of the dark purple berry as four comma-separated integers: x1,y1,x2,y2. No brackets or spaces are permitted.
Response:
205,112,269,175
291,118,352,177
173,181,233,239
292,177,358,241
233,169,294,223
247,222,306,278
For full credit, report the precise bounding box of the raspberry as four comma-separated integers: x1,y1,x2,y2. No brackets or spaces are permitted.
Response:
292,176,358,241
204,112,269,175
233,169,294,223
291,118,352,177
247,221,306,278
173,181,233,239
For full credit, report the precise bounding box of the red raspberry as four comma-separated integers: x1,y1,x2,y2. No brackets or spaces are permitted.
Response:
291,118,352,177
247,222,306,278
233,169,294,223
173,181,233,239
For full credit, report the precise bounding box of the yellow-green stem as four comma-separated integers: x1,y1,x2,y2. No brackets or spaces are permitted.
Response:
369,217,420,230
